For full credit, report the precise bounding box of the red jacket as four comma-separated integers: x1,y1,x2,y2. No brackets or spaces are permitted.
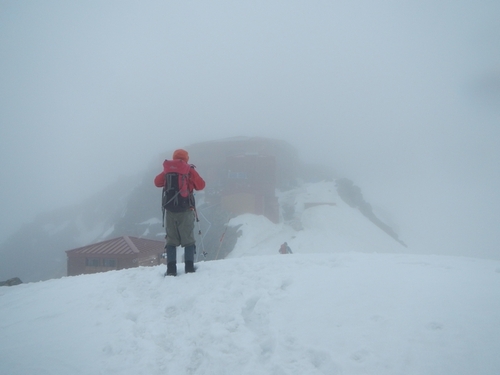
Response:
154,159,205,192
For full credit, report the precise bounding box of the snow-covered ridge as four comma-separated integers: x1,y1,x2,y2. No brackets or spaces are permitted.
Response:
1,181,498,374
228,181,405,259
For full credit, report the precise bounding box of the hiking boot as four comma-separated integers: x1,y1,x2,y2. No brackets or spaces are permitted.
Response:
185,260,196,274
184,244,196,263
165,262,177,276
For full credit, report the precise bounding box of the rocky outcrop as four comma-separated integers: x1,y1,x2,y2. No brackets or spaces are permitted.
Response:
336,178,407,247
0,277,22,287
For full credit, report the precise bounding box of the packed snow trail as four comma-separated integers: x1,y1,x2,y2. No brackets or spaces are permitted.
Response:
1,253,500,375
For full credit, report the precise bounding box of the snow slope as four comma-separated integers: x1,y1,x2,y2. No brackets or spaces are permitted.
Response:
1,181,500,375
1,254,500,375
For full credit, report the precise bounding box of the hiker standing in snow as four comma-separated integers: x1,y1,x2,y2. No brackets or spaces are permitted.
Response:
279,242,293,254
154,149,205,276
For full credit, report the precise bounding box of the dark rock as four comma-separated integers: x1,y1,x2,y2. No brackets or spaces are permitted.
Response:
0,277,23,287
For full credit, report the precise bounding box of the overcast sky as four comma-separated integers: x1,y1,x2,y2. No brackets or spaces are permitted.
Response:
1,1,499,258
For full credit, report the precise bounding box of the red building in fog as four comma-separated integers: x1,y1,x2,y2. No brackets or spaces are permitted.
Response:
221,153,279,223
184,137,298,223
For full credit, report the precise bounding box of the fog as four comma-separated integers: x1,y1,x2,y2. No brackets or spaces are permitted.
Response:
1,1,499,259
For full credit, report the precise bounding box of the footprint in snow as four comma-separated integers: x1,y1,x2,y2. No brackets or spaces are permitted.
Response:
426,322,444,330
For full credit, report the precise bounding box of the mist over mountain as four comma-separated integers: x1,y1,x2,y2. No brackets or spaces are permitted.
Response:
2,1,499,278
0,137,406,283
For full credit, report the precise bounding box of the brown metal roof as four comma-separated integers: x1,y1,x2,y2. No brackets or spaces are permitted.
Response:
66,236,164,256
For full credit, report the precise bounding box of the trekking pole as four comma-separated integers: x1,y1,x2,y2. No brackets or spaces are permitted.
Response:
193,207,208,261
199,210,212,259
196,219,207,261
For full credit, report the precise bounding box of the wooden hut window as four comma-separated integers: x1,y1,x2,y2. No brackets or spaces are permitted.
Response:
103,259,116,267
85,258,100,267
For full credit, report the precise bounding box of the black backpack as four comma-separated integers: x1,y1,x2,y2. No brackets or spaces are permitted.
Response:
161,159,194,212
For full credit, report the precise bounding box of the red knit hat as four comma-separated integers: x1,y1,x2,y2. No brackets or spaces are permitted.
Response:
172,149,189,162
